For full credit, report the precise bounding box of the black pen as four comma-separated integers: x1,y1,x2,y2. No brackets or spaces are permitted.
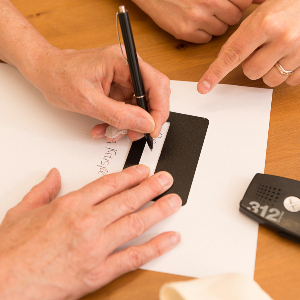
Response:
117,5,153,150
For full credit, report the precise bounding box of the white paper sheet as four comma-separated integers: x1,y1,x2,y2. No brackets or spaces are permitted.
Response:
0,64,272,279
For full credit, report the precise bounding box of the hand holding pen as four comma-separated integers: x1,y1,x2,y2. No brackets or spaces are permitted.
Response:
90,9,170,143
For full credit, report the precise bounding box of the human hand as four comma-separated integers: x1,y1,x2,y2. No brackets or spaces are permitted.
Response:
25,45,170,142
132,0,254,43
0,166,181,300
198,0,300,94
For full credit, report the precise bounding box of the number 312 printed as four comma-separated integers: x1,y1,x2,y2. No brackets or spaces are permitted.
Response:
247,201,284,223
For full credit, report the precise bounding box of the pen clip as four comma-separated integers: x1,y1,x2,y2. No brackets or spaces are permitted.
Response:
116,12,128,64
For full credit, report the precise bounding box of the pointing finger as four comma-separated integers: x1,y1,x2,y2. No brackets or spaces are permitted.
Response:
197,22,265,94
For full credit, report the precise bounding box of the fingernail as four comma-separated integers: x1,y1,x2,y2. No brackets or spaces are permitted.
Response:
134,164,149,176
167,194,182,209
92,133,105,139
157,172,173,187
198,80,211,94
134,118,155,133
169,232,181,246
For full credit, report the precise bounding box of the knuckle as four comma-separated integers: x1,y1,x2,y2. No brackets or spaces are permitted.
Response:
100,173,121,192
242,63,259,81
30,184,55,204
82,270,104,288
126,247,144,270
208,66,223,82
173,24,190,40
155,200,171,219
127,213,145,238
73,213,96,233
186,9,201,23
228,10,242,25
259,13,280,36
124,167,140,183
214,24,228,36
281,31,298,45
221,46,244,67
149,238,164,257
144,178,162,196
54,192,80,212
286,77,300,87
120,191,140,212
200,35,213,44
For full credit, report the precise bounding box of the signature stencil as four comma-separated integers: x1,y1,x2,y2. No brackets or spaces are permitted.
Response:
124,112,209,205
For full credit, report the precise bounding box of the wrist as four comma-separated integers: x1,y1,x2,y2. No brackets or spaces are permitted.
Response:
0,255,66,300
18,44,60,88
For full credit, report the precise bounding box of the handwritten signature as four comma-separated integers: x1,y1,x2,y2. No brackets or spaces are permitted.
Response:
97,145,118,176
97,132,163,175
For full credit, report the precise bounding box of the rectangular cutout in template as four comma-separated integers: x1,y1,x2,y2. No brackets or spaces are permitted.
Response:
124,112,209,205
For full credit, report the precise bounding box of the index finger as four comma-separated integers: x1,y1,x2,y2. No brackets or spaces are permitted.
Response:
197,23,264,94
139,57,171,138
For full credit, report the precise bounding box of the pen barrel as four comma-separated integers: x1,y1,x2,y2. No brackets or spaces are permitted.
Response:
136,96,149,112
118,11,145,97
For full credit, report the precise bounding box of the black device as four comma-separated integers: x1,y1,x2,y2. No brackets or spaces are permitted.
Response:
240,173,300,242
124,112,209,206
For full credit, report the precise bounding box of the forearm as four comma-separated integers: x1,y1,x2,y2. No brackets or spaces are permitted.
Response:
0,0,56,78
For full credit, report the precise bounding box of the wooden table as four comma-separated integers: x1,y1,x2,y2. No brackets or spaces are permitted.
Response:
8,1,300,299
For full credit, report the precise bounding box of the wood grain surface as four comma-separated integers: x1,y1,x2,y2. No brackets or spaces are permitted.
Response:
6,1,300,299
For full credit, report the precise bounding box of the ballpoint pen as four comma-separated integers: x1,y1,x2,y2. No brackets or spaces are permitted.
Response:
117,5,153,150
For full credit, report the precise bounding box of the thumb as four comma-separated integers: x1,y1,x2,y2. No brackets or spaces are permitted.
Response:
14,168,61,214
91,93,155,133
